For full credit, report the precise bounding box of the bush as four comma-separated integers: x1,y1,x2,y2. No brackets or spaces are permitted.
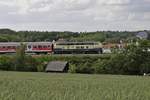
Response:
96,40,150,75
1,41,150,76
68,64,76,73
37,65,44,72
0,56,14,71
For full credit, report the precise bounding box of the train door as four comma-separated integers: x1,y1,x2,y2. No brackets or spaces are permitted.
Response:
27,44,32,52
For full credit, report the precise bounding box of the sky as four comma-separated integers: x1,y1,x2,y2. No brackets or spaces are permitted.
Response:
0,0,150,32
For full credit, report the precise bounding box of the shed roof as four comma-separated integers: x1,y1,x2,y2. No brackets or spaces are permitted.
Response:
45,61,68,72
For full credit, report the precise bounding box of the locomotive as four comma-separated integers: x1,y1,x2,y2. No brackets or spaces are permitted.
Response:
54,41,103,54
0,41,103,54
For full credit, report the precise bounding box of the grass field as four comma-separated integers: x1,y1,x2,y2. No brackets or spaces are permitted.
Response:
0,72,150,100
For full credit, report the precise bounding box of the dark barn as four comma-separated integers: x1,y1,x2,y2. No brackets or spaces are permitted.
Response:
45,61,69,73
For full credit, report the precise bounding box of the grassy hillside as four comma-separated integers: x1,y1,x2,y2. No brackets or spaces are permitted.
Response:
0,71,150,100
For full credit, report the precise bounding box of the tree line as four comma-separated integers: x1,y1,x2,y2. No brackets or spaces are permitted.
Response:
0,28,145,43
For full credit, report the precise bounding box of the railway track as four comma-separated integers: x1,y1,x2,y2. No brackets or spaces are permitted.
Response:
0,53,112,57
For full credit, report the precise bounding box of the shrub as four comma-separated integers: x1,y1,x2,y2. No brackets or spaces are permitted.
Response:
68,64,76,73
0,56,14,71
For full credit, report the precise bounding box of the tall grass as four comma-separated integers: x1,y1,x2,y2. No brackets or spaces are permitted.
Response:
0,72,150,100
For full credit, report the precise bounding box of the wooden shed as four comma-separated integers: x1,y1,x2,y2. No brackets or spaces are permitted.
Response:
45,61,69,72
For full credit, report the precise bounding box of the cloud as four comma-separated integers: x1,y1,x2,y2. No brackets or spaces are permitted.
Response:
97,0,130,5
0,0,150,31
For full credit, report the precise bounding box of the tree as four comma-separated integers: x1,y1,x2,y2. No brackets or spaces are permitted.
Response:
14,43,26,71
120,40,150,75
14,43,38,71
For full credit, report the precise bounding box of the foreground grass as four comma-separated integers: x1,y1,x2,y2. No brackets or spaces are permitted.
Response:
0,72,150,100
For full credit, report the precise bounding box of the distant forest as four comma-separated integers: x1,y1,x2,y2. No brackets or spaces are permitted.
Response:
0,29,149,43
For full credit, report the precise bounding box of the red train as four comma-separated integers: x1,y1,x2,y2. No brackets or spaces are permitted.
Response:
0,42,53,54
0,41,103,54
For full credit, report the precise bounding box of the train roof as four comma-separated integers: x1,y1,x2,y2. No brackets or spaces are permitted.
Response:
0,42,20,46
55,41,101,45
56,39,101,43
0,42,53,46
26,42,52,45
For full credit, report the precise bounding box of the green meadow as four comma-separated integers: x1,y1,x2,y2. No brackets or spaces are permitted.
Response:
0,71,150,100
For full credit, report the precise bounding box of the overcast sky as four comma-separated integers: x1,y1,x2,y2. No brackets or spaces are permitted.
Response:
0,0,150,32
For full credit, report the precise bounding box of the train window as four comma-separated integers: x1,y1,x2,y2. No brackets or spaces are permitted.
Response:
71,46,74,49
38,45,42,48
43,46,47,48
76,46,80,49
3,46,5,49
48,45,50,47
12,46,15,49
81,46,84,49
86,46,89,49
33,46,37,48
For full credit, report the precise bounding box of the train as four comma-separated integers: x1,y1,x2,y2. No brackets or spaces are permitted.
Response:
0,42,53,54
54,41,103,54
0,41,103,54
